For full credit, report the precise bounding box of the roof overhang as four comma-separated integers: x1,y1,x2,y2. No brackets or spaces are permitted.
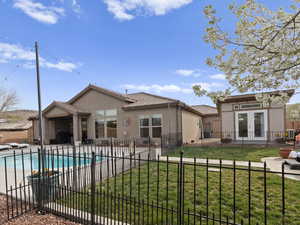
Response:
123,101,203,117
30,101,90,120
217,89,295,104
67,84,136,104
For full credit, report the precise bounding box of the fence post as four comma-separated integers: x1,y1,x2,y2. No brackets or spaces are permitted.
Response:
178,152,184,225
90,152,96,225
4,157,9,220
148,136,151,155
160,136,163,156
110,137,114,176
72,144,77,190
37,148,42,210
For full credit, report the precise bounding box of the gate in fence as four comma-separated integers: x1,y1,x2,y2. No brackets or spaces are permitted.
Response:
2,139,300,225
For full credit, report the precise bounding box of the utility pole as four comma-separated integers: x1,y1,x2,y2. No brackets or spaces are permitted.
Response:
35,41,45,171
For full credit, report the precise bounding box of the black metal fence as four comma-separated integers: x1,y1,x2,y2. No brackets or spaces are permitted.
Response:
2,139,300,225
160,130,300,156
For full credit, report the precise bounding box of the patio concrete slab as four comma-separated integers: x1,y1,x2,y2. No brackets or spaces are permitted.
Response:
261,157,300,181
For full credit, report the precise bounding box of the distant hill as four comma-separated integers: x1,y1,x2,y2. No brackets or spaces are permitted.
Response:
0,110,37,130
0,110,37,122
286,104,300,121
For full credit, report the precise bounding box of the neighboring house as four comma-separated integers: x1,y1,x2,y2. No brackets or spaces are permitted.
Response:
217,90,295,142
191,105,220,138
30,84,214,145
0,110,37,144
286,103,300,129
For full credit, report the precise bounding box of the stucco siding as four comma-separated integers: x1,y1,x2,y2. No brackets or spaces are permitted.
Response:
221,111,234,138
71,89,128,139
269,108,285,140
220,99,287,141
70,89,183,140
45,107,69,118
121,106,180,139
181,110,202,144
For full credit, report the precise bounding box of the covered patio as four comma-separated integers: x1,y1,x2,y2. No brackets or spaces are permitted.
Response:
42,101,90,144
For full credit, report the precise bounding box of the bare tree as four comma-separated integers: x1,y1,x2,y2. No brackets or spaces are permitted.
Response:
0,88,18,112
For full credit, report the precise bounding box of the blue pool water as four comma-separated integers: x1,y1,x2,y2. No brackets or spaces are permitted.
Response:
0,153,103,170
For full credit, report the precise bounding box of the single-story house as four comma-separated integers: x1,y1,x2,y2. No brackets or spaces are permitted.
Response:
0,110,37,144
30,84,215,145
217,90,295,142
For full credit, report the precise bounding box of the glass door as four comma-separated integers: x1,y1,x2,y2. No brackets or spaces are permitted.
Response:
237,113,248,139
236,110,267,141
253,112,266,140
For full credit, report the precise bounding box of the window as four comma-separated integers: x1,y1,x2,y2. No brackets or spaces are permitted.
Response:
240,103,262,109
151,114,162,138
106,118,117,138
81,118,88,141
140,116,150,138
95,120,105,138
139,114,162,138
95,109,117,138
233,104,240,110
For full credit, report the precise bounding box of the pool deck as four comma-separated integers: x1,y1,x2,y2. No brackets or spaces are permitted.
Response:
0,145,150,195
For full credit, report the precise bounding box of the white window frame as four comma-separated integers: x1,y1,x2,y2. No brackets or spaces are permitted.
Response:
235,110,268,141
239,103,262,110
95,109,118,138
139,114,162,138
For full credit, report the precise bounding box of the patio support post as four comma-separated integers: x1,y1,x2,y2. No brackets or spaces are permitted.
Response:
73,113,79,144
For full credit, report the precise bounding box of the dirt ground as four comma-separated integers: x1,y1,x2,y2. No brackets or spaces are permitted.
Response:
0,195,81,225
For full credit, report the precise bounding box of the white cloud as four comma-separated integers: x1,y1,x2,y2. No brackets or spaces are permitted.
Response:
175,69,200,77
192,82,224,92
42,61,78,72
0,42,79,72
103,0,193,21
0,42,35,63
123,84,193,94
210,73,226,80
72,0,81,14
13,0,65,24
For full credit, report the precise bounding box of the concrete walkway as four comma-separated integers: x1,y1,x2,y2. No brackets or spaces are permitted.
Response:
160,156,300,181
160,156,264,168
261,157,300,181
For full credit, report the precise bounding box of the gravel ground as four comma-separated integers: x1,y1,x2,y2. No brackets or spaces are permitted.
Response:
0,195,82,225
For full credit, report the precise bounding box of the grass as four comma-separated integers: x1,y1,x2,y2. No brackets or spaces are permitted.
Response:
60,160,300,225
168,146,281,162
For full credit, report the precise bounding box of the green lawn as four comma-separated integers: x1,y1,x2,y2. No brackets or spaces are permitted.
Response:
60,160,300,225
168,146,280,162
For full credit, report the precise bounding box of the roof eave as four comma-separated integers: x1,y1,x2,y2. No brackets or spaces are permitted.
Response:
67,84,136,105
218,89,295,104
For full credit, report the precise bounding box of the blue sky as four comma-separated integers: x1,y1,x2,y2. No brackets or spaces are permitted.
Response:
0,0,299,110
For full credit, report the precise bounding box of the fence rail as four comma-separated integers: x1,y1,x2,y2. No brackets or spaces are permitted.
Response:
2,139,300,225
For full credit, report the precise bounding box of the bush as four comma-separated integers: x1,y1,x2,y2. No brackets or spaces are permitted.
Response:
275,138,286,144
221,138,232,144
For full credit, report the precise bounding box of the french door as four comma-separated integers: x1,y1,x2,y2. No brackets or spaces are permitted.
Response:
235,110,268,141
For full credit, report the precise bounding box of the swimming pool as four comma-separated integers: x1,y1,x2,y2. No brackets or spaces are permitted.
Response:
0,153,103,170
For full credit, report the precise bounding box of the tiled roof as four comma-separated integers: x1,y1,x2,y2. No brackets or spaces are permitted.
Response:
68,84,135,104
124,92,175,108
124,92,203,116
192,105,218,115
